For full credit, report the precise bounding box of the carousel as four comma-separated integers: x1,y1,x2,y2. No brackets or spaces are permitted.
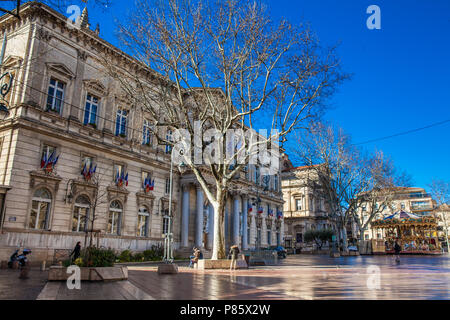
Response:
371,211,441,255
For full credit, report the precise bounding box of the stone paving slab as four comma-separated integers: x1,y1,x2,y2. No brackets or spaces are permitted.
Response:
2,255,450,300
0,268,48,300
36,280,155,300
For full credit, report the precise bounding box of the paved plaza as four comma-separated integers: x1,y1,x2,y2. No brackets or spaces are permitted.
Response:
1,254,449,300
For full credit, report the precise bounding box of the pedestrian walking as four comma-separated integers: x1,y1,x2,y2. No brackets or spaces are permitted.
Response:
229,244,240,271
70,242,81,263
394,241,401,263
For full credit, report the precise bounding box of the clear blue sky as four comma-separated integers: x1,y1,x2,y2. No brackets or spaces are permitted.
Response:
15,0,450,190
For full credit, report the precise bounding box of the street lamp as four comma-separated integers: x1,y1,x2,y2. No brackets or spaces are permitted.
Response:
160,147,187,273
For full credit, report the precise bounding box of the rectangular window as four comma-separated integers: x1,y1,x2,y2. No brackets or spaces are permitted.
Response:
41,144,56,164
247,227,250,245
267,230,271,245
296,199,302,211
165,177,171,195
46,78,65,114
82,156,93,170
72,206,88,232
108,211,120,235
255,166,260,185
84,94,99,125
142,171,151,184
274,175,279,191
29,200,50,230
113,164,124,181
142,119,153,146
137,208,149,237
165,129,173,154
115,108,128,137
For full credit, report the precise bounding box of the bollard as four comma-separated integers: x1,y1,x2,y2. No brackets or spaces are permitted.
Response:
41,260,46,271
0,261,7,269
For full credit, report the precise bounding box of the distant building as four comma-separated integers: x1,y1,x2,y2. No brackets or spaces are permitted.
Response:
433,204,450,252
356,187,436,241
281,155,333,251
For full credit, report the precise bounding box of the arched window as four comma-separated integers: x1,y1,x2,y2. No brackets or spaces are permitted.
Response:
108,200,122,235
137,206,149,237
29,188,52,230
72,195,90,232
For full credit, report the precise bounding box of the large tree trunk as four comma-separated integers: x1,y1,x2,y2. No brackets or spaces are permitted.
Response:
211,190,227,260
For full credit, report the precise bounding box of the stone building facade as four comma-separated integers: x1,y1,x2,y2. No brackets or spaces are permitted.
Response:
0,2,284,261
281,155,333,251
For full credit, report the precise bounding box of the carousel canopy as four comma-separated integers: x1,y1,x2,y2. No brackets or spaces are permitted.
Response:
383,210,422,220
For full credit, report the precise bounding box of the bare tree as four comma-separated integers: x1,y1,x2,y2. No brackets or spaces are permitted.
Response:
295,122,374,252
429,179,450,252
351,151,399,242
101,0,346,259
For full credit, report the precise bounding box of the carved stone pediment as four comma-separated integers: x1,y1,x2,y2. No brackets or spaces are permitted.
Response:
30,170,62,193
136,191,155,211
46,62,75,79
70,179,98,201
107,185,129,203
83,79,106,96
2,55,23,69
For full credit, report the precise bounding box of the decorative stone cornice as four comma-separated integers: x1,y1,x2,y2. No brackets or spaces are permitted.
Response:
77,49,89,62
29,170,62,193
136,191,155,211
107,185,129,203
37,26,52,42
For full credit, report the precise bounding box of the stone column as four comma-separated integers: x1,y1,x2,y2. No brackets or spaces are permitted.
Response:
195,186,204,248
207,204,214,249
232,195,240,246
242,196,248,250
181,185,190,248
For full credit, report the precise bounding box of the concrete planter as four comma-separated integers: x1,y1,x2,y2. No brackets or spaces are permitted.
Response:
48,266,128,281
196,259,248,270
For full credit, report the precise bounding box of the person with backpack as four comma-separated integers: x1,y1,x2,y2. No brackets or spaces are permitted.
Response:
229,244,240,271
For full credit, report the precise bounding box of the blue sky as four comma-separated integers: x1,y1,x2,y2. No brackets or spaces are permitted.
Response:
12,0,450,190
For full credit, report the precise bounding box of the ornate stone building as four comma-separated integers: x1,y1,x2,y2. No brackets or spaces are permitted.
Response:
281,155,333,251
0,2,284,261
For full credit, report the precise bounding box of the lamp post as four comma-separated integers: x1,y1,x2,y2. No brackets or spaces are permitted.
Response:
159,147,186,273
